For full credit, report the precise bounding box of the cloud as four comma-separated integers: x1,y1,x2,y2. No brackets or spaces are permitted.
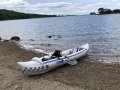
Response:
0,0,27,5
0,0,29,10
111,0,119,2
25,2,102,15
0,0,120,15
26,2,83,15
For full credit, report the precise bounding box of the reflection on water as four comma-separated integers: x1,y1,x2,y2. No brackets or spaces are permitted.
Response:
0,14,120,63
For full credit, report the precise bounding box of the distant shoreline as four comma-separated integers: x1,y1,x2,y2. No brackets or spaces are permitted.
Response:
0,9,80,21
0,9,57,21
90,8,120,15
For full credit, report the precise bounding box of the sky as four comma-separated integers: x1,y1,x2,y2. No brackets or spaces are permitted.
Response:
0,0,120,15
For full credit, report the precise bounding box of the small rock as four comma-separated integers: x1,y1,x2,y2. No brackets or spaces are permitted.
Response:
11,36,20,41
47,35,52,38
30,39,34,41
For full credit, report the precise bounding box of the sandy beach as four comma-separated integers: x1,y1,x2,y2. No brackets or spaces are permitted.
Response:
0,41,120,90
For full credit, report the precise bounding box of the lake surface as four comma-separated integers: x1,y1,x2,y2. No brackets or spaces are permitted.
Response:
0,14,120,63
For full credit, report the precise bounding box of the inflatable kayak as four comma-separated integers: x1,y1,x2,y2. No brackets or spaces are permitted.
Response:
17,43,89,75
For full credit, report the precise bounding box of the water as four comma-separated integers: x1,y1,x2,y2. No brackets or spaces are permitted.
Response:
0,14,120,63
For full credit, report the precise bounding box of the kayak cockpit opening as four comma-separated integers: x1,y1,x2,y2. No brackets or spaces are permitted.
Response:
41,50,62,61
41,47,85,62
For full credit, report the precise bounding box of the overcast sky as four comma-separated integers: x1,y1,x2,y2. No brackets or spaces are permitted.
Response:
0,0,120,15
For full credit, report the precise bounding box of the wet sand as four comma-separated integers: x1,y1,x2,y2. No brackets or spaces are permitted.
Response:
0,41,120,90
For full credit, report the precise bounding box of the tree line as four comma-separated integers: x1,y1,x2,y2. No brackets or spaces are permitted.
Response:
0,9,57,20
90,8,120,15
98,8,120,14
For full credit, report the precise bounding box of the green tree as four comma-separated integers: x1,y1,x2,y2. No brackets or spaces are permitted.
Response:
112,9,120,14
98,8,105,14
98,8,112,14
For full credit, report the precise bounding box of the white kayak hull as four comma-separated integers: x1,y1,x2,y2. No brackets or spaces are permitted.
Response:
17,43,89,75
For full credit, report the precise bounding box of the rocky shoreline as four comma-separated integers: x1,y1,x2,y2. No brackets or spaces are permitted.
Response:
0,41,120,90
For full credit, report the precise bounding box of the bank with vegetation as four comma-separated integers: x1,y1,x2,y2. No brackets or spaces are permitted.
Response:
90,8,120,15
0,9,57,20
